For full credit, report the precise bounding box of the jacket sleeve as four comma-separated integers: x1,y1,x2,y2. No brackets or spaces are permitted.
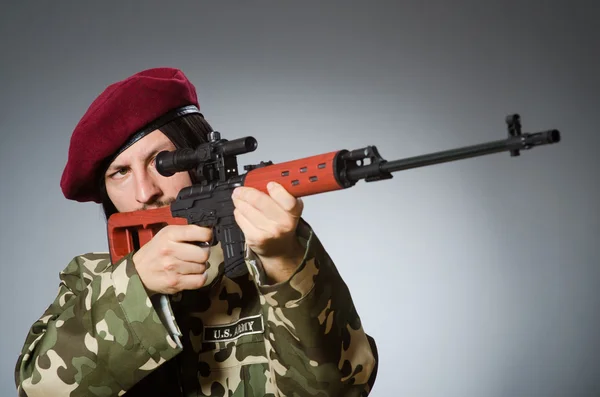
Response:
14,252,182,397
246,218,379,396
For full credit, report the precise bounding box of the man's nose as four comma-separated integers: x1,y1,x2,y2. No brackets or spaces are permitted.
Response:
134,172,162,204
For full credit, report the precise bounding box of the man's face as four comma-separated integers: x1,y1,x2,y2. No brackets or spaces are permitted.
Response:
104,130,192,213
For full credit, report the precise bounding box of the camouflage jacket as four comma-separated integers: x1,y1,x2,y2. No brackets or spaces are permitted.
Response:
15,220,378,396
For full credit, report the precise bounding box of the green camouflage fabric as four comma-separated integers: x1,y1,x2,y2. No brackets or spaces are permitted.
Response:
15,219,378,396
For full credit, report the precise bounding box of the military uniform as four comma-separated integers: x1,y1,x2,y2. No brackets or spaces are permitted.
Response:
15,219,378,396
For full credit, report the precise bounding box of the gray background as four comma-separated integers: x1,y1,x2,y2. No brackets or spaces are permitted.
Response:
1,1,598,396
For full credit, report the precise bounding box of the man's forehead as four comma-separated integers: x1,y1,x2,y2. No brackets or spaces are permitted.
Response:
108,130,173,167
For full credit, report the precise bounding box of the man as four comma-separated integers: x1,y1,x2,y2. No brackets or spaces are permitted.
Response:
14,68,378,396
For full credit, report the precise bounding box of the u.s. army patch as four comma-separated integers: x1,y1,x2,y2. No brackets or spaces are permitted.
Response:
203,314,264,343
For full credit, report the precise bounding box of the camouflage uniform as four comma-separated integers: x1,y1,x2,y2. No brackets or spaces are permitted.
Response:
15,219,378,396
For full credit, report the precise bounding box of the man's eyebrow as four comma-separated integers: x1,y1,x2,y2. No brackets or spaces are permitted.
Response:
106,142,174,173
106,162,126,173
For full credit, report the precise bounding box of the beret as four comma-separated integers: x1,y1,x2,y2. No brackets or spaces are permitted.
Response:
60,67,201,203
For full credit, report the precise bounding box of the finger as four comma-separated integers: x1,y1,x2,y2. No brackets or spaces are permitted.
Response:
232,197,274,233
163,224,213,244
233,207,265,244
171,240,211,264
232,186,285,217
173,272,208,291
233,186,292,226
164,259,206,276
266,181,303,217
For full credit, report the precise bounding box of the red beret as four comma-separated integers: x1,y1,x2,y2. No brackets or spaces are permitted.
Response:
60,67,201,203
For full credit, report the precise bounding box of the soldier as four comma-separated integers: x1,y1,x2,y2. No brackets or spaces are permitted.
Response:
14,68,378,396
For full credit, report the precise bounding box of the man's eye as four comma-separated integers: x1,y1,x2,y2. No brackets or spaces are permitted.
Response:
111,168,128,178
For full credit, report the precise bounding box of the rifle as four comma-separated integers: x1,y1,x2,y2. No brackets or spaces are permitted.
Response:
107,114,561,278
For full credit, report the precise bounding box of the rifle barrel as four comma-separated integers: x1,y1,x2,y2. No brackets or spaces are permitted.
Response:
346,130,560,183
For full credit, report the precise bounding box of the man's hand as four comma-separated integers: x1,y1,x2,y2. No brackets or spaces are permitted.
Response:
132,224,212,295
232,181,306,284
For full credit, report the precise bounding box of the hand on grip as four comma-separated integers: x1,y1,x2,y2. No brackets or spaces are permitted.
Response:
132,224,213,295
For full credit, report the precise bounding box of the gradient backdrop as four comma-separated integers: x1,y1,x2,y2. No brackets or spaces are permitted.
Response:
1,1,598,396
